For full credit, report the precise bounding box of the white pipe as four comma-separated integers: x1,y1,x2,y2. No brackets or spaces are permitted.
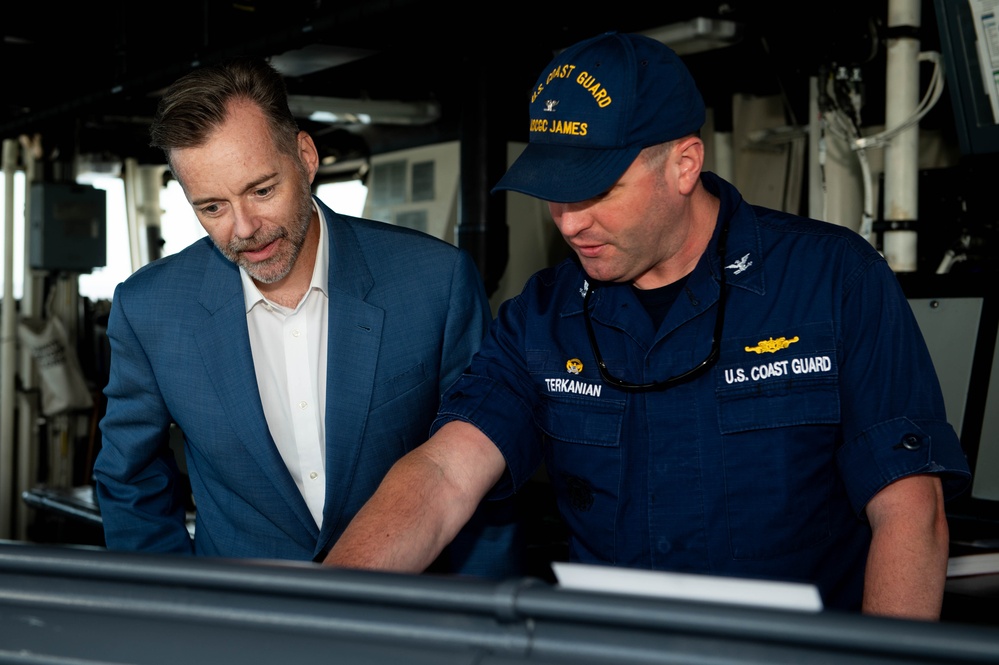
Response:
16,136,41,540
124,158,143,271
18,136,43,323
15,390,39,540
808,77,827,222
808,75,864,231
46,277,80,488
1,139,19,539
856,148,875,242
882,0,921,272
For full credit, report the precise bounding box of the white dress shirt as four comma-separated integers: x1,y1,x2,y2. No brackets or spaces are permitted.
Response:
241,204,329,528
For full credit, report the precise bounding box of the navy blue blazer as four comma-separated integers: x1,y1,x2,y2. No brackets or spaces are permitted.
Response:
94,199,510,568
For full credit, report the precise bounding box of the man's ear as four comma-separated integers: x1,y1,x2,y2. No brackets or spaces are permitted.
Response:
297,131,320,183
673,135,704,195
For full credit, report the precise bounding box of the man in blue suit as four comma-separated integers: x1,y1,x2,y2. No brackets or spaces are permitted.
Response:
93,58,517,573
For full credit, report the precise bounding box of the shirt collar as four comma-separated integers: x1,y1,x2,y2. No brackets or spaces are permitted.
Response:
700,172,764,297
561,173,765,319
241,199,329,314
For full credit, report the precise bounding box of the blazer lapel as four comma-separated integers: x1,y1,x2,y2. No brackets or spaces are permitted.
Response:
194,248,318,538
317,206,385,549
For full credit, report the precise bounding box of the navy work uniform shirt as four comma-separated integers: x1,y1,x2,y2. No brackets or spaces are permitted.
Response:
434,173,970,611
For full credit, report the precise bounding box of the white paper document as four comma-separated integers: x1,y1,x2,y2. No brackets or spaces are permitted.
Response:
553,562,824,613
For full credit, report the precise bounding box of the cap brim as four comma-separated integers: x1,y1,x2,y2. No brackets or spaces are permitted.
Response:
492,142,643,203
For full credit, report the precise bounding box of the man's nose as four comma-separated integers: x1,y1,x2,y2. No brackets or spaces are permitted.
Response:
231,204,261,239
549,201,590,237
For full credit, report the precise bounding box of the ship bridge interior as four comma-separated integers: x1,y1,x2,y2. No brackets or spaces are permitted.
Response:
2,1,999,660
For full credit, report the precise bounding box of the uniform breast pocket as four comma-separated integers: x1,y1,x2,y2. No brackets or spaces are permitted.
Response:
715,323,842,560
535,393,625,561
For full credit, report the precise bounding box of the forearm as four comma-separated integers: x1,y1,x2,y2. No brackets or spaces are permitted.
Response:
324,421,504,572
325,450,462,572
862,474,949,620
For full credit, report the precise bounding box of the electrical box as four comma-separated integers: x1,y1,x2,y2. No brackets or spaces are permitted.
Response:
29,182,107,272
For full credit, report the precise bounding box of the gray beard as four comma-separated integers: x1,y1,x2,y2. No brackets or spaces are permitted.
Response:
218,171,314,284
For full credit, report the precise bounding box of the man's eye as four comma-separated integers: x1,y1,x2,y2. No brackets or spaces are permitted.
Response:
255,186,272,197
201,203,220,214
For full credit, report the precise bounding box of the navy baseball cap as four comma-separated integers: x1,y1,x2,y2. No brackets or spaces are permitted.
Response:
493,32,705,203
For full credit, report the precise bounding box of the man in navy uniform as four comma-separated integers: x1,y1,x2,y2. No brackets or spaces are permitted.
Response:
324,33,969,617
